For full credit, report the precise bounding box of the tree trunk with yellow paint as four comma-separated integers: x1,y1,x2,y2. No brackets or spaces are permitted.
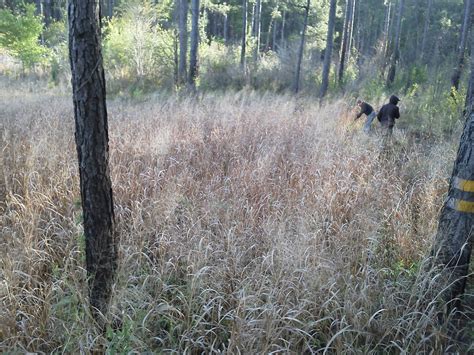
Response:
433,32,474,310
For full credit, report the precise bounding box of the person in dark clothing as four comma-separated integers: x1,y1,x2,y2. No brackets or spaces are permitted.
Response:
377,95,401,138
355,99,376,133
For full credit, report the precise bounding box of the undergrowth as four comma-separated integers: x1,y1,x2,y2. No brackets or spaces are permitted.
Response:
0,83,472,353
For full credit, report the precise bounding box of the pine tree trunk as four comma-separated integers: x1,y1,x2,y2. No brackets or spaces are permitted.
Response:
253,0,262,61
386,0,404,87
383,2,392,63
273,18,278,51
265,18,273,51
433,33,474,311
281,10,286,49
240,0,247,68
420,0,432,62
188,0,199,87
451,0,471,91
224,13,228,44
347,0,356,62
320,0,337,99
43,0,52,26
68,0,117,322
338,0,352,85
294,0,310,93
354,0,362,61
35,0,42,15
107,0,114,18
178,0,188,86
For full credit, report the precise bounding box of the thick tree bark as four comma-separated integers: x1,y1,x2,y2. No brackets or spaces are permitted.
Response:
386,0,404,87
451,0,471,91
320,0,337,99
188,0,199,87
68,0,117,321
178,0,188,86
433,33,474,311
240,0,247,68
420,0,433,63
294,0,310,93
338,0,353,85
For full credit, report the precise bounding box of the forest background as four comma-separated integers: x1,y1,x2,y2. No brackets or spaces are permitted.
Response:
0,0,473,353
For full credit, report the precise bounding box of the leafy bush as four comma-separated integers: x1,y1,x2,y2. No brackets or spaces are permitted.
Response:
199,42,245,91
0,4,50,68
103,1,175,94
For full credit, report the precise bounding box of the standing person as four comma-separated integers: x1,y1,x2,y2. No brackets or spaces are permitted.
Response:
355,99,377,133
377,95,401,141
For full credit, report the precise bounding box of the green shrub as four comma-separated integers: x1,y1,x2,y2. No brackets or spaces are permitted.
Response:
0,4,50,69
103,1,175,94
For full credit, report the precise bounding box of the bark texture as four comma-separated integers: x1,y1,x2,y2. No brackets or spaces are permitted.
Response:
433,32,474,310
68,0,117,320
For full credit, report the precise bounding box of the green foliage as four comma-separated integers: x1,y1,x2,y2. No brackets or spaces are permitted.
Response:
103,0,175,94
199,42,244,91
0,4,50,68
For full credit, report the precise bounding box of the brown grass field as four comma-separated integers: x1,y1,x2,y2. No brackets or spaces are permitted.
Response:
0,78,472,353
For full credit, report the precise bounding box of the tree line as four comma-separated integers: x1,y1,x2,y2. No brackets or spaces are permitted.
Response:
0,0,471,97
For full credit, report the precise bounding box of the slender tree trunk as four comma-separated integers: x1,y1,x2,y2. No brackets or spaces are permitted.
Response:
43,0,52,26
52,0,61,21
433,33,474,312
320,0,337,99
272,18,278,50
253,0,262,60
383,1,392,61
347,0,356,62
107,0,114,18
420,0,432,63
338,0,353,85
68,0,117,322
386,0,404,87
251,1,256,36
189,0,199,87
241,0,247,68
294,0,310,93
281,9,286,49
265,17,273,51
354,0,362,62
224,13,228,44
451,0,471,91
174,29,179,85
35,0,42,15
178,0,188,86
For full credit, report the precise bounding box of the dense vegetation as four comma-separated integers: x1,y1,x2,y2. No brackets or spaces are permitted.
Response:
0,0,472,352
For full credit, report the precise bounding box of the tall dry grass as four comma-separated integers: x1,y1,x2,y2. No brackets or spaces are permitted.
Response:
0,82,471,353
